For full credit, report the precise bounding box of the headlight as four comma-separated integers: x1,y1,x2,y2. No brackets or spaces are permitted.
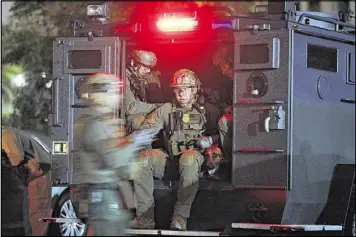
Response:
87,4,109,18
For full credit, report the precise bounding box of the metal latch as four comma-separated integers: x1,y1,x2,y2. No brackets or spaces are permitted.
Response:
52,141,68,155
245,23,271,33
264,105,285,132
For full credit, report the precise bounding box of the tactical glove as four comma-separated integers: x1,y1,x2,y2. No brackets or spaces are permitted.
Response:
131,127,159,147
197,136,213,149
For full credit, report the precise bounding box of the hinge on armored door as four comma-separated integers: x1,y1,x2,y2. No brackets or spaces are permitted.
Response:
87,31,94,41
245,23,271,34
263,105,286,132
52,77,63,127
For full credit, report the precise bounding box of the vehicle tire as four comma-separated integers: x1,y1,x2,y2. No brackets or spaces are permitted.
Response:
49,191,87,236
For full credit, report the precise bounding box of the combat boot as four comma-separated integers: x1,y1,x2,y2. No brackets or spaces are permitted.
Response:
170,215,187,231
130,216,155,229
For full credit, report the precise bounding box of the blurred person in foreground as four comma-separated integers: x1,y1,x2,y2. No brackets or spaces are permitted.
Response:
71,73,158,236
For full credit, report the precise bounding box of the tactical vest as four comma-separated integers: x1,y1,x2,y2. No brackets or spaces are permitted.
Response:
167,103,207,156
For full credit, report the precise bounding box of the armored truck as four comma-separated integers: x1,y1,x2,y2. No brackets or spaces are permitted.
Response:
47,1,355,236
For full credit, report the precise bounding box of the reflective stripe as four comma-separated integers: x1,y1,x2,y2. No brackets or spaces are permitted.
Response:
39,218,83,223
161,230,221,236
231,223,343,232
124,229,159,235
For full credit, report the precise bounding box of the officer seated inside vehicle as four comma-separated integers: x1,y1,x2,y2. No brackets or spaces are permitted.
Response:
131,69,224,230
134,42,234,179
125,49,163,135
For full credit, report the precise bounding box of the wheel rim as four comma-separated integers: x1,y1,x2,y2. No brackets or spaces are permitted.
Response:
59,199,86,236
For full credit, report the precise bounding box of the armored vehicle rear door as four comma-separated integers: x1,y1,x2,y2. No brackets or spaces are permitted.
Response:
51,37,126,184
231,21,290,189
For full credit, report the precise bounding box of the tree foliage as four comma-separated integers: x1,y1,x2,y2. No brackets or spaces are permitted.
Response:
3,2,91,133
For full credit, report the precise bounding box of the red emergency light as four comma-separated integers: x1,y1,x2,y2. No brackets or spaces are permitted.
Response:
114,22,139,34
156,11,198,32
156,18,198,32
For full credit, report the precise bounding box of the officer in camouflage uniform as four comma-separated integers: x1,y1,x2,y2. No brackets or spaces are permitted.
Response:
131,69,220,231
212,44,234,160
204,43,233,119
126,50,162,133
72,73,157,236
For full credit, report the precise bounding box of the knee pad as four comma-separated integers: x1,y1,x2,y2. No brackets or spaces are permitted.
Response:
138,149,166,167
218,115,227,131
179,150,200,166
137,150,151,167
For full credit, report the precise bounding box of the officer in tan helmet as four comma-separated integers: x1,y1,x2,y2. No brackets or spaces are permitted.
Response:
131,69,221,231
126,49,162,133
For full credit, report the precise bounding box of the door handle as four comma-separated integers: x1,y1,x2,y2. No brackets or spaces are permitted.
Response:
264,116,271,132
340,98,355,104
263,105,285,132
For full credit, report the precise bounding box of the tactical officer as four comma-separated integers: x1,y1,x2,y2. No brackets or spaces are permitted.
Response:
72,73,157,236
126,50,162,133
212,44,234,160
131,69,220,231
205,44,234,115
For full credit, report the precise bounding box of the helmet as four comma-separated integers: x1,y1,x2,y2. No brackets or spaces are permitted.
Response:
82,73,123,94
170,69,201,89
81,73,124,107
130,50,157,68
